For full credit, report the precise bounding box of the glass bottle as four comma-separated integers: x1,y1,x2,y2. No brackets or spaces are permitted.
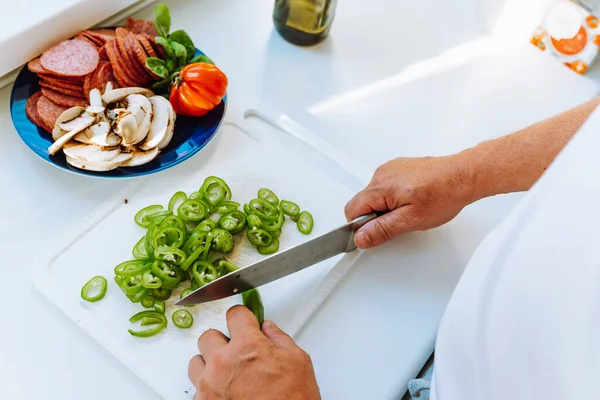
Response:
273,0,338,46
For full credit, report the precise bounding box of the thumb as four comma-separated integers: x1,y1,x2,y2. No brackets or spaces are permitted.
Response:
354,206,415,248
262,320,296,348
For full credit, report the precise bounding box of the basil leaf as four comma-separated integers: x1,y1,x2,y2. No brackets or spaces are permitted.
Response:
170,41,187,67
169,30,195,60
189,54,214,65
166,58,177,73
146,57,169,79
151,78,170,90
153,3,171,38
155,36,174,59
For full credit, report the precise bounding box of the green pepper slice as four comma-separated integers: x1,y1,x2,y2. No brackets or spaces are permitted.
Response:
191,261,218,286
81,276,107,302
297,211,314,235
247,214,262,229
159,215,187,232
190,277,200,290
242,288,264,328
212,229,233,252
128,310,167,338
122,274,145,295
145,222,158,258
142,270,163,289
154,246,187,265
134,205,164,228
196,219,216,232
172,309,194,328
180,243,205,271
141,295,155,308
177,199,208,222
247,228,273,247
249,198,279,222
114,260,150,278
200,176,232,206
151,260,182,288
218,260,239,275
243,203,251,215
188,191,202,201
152,287,172,300
152,226,186,249
280,200,301,218
180,288,193,299
215,201,240,214
168,191,188,214
146,210,173,225
258,238,280,255
202,231,214,261
262,211,284,232
132,236,149,260
219,211,246,234
154,299,166,314
141,316,164,326
258,188,279,207
271,229,281,238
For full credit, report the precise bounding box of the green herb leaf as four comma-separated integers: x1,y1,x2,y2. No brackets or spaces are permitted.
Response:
155,36,175,60
170,41,187,67
189,54,214,65
169,30,195,60
166,58,177,73
153,3,171,38
151,78,170,90
146,57,169,79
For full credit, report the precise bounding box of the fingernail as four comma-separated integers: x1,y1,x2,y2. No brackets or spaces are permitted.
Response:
355,230,371,248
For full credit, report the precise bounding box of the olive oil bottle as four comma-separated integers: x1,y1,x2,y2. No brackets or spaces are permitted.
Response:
273,0,338,46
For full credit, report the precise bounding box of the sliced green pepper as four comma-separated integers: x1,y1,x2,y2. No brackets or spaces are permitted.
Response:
215,201,240,214
219,211,246,234
81,276,107,302
168,191,188,214
154,246,187,265
152,226,186,249
182,230,208,255
258,238,280,255
159,215,187,232
280,200,300,218
134,205,164,228
200,176,232,206
141,295,155,308
247,214,262,229
114,260,150,278
190,277,200,290
258,188,279,207
122,274,144,295
142,270,163,289
212,229,233,253
180,243,205,271
152,287,172,300
247,228,273,247
128,310,167,338
154,299,166,314
297,211,314,235
145,221,158,258
177,199,208,222
141,316,164,326
218,260,238,275
188,191,202,201
202,231,214,261
271,229,281,238
180,288,193,299
262,211,284,232
151,260,182,288
132,236,149,260
242,288,264,328
146,210,173,225
196,219,216,232
172,309,194,328
243,203,251,215
126,288,149,303
249,198,279,222
191,261,218,286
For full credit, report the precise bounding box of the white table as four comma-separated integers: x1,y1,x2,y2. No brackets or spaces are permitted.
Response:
2,0,599,399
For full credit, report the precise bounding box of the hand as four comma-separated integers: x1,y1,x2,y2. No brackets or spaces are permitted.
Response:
345,155,472,248
188,305,321,400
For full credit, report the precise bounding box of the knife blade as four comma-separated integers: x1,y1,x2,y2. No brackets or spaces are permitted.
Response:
176,212,377,306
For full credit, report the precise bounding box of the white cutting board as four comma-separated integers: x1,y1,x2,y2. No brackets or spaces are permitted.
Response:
34,105,368,399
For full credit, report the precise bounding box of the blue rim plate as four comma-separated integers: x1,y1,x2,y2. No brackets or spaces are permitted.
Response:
9,47,226,179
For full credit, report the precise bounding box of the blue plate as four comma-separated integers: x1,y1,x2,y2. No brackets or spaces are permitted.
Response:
9,48,226,178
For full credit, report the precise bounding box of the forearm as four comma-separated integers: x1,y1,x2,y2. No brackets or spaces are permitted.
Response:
458,96,600,202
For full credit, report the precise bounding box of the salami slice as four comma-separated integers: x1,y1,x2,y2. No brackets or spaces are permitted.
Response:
86,29,116,44
37,95,67,131
98,44,109,61
27,57,47,74
38,74,83,86
74,33,100,48
39,80,84,97
125,32,154,81
78,32,103,47
125,18,157,37
137,34,158,58
141,33,167,59
106,39,137,87
89,61,111,91
40,39,99,77
115,28,150,86
25,91,50,131
41,87,87,108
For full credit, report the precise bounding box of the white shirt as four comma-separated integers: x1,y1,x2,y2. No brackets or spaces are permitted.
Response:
431,106,600,400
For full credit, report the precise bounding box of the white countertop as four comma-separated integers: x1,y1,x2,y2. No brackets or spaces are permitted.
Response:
2,0,600,399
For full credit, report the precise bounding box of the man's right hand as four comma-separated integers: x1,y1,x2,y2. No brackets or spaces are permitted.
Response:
345,155,474,249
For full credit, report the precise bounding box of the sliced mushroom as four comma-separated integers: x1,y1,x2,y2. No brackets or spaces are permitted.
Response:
107,107,127,121
86,89,105,115
52,106,85,141
104,81,113,94
120,147,160,167
113,112,139,146
66,152,133,171
48,114,96,156
140,96,174,151
62,142,121,162
59,112,96,132
156,96,176,149
126,94,152,143
75,122,121,147
102,87,154,104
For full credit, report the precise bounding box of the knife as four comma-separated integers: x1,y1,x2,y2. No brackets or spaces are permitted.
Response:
176,212,379,306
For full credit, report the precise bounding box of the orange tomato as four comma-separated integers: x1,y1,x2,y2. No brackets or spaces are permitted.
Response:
551,26,587,55
169,62,228,117
587,15,599,29
564,60,588,74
